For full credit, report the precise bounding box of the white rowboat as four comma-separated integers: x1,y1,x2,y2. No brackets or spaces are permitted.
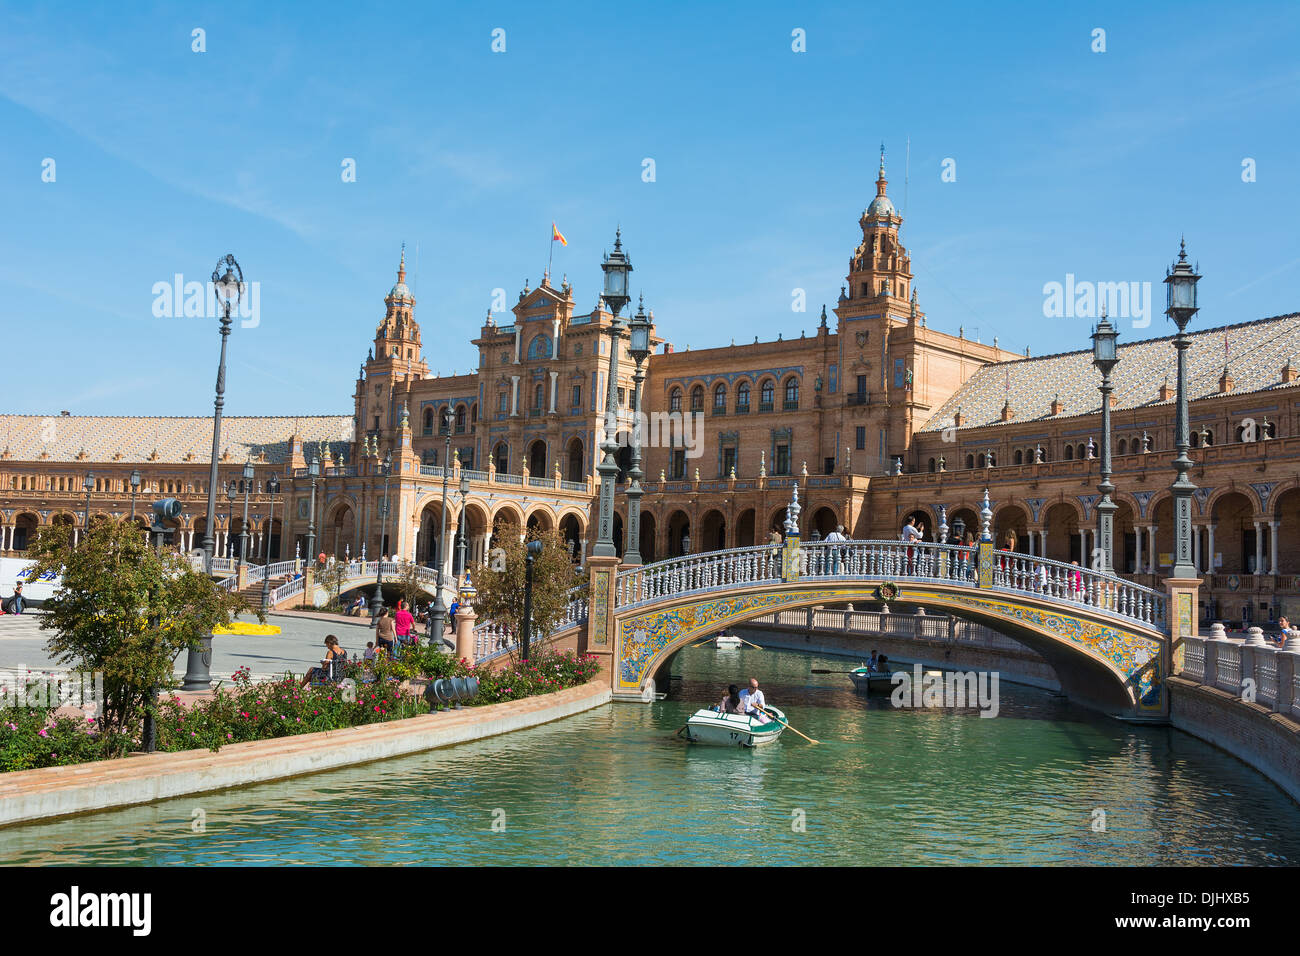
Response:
683,706,786,747
714,633,743,649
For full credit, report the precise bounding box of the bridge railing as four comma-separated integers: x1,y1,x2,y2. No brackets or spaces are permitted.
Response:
473,590,589,663
1181,628,1300,714
270,576,305,607
613,539,1166,631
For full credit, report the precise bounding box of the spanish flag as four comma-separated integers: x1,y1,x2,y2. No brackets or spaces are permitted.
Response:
552,222,567,246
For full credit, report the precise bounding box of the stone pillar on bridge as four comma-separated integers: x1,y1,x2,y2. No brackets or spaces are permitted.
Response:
1166,575,1201,682
585,554,620,678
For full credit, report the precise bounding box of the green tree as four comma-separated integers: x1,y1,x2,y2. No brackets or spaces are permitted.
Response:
315,561,347,610
26,521,248,741
471,527,585,648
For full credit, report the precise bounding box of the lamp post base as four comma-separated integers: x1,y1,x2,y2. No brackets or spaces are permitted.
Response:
180,637,213,691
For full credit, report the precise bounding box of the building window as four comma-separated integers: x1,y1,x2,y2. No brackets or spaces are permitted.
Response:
498,392,508,414
966,454,975,469
423,408,434,436
893,358,904,389
824,456,835,475
714,384,727,412
774,444,790,475
736,382,750,412
1065,445,1074,460
722,446,737,477
535,383,545,410
759,380,774,412
855,426,866,451
670,387,682,412
455,406,467,433
691,385,704,412
928,458,936,472
572,385,581,408
1014,449,1023,464
617,387,626,407
784,377,799,410
671,448,686,480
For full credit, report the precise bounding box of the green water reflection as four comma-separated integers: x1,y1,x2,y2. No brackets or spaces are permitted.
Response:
2,645,1297,865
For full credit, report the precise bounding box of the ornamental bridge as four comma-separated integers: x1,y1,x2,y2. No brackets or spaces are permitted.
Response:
475,496,1182,720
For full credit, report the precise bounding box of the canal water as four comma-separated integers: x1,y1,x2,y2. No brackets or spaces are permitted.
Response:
2,644,1298,865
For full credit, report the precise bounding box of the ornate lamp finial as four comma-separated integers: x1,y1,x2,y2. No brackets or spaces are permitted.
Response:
979,489,993,542
783,485,802,535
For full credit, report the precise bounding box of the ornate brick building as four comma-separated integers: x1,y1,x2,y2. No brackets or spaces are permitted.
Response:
3,158,1298,623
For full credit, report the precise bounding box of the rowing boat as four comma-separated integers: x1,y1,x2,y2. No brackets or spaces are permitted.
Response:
713,633,743,649
849,667,897,693
682,706,786,747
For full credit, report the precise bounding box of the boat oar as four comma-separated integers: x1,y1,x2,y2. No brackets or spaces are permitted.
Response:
811,668,862,674
731,636,764,651
756,705,818,745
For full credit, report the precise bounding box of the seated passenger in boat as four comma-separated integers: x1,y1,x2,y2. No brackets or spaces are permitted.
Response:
715,684,745,714
739,677,767,718
876,654,890,673
868,650,879,671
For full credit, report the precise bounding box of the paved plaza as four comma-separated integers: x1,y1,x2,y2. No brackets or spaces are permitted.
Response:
0,611,451,684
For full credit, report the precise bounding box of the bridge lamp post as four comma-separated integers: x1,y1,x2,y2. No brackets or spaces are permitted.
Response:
623,295,651,565
186,254,242,692
1164,240,1201,579
521,539,543,662
430,406,455,642
455,473,470,579
238,454,254,576
305,456,321,566
1091,311,1119,575
260,473,280,613
129,469,141,521
594,229,632,559
372,451,393,619
81,472,94,541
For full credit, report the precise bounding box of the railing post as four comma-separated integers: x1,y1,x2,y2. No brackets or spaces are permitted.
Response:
586,554,620,678
1204,622,1226,688
455,605,477,664
1164,575,1201,680
1277,651,1298,714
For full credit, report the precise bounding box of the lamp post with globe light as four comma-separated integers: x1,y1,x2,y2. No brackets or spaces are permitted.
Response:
594,230,631,558
1165,241,1201,580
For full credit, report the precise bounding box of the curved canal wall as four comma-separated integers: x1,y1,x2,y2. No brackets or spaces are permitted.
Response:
0,680,611,828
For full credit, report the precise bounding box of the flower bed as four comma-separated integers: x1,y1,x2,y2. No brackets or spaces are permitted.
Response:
0,650,601,770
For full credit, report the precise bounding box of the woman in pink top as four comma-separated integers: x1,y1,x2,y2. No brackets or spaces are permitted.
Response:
394,600,415,646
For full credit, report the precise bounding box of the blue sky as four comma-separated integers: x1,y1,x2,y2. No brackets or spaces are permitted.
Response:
1,1,1298,417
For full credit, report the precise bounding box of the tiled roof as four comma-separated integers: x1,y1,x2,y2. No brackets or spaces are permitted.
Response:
918,313,1300,432
0,415,353,464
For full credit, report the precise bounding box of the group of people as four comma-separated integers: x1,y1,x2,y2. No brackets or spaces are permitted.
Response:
713,678,769,720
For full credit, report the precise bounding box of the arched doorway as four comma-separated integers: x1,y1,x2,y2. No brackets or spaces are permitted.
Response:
667,510,691,557
559,513,585,563
735,509,756,547
528,440,547,477
1043,503,1080,564
700,510,727,551
637,511,656,563
526,509,554,536
993,505,1027,552
811,507,838,539
328,503,356,559
419,500,449,567
1212,491,1256,574
902,508,932,542
458,502,489,572
261,517,283,562
947,508,979,546
12,512,39,551
567,437,584,483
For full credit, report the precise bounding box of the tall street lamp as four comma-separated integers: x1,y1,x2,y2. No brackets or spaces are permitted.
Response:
129,469,141,521
187,254,241,692
456,473,470,579
261,473,280,613
1091,309,1120,574
372,450,393,619
225,481,237,558
521,539,543,662
81,472,94,542
623,295,651,565
239,454,254,576
594,229,631,558
429,406,455,642
1164,240,1201,579
305,455,321,565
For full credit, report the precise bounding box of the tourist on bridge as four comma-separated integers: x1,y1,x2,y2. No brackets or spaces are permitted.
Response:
902,517,921,572
739,678,767,717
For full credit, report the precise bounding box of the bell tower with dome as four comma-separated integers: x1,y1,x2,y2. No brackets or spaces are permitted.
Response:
353,247,430,454
839,145,912,320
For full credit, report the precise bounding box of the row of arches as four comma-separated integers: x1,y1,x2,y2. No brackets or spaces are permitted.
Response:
669,375,800,415
490,436,588,481
0,510,286,559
